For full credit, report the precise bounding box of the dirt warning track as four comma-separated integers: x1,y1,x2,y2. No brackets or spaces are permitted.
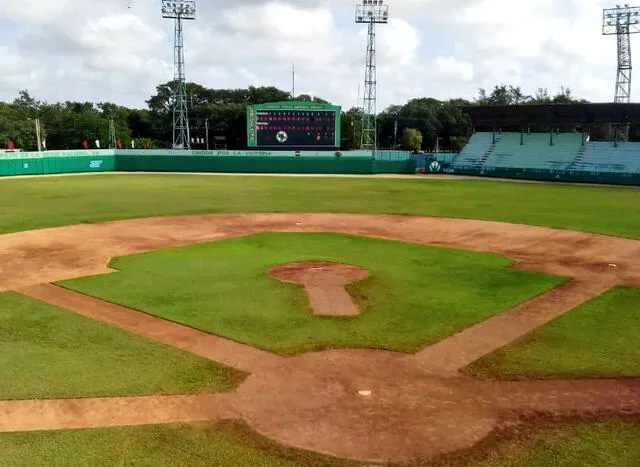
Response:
2,213,640,463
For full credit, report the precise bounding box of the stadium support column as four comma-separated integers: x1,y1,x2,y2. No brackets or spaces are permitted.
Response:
603,5,640,142
162,1,197,150
355,1,389,157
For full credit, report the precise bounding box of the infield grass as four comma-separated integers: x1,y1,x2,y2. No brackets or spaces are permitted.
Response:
0,293,244,400
465,287,640,379
1,418,638,466
60,233,564,355
0,174,639,238
432,418,640,467
0,422,356,467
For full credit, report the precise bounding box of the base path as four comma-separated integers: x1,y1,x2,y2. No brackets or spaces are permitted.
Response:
416,279,617,375
19,283,285,374
0,394,236,432
2,213,640,462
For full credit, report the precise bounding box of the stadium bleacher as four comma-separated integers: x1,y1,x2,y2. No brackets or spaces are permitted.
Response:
570,142,640,174
484,133,583,171
452,132,640,175
452,132,495,167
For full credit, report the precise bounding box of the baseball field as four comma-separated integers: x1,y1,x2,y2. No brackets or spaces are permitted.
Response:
0,173,639,466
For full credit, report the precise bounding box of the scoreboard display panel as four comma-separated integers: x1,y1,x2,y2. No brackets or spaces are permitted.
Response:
247,102,341,149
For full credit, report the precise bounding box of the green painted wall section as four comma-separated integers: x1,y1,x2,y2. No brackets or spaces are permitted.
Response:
0,151,115,177
0,150,414,177
432,163,640,186
117,149,411,160
116,155,416,175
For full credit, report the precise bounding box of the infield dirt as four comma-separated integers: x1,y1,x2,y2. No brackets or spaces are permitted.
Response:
1,213,639,463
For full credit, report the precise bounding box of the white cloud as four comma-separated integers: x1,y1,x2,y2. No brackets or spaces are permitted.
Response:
0,0,628,108
433,56,474,82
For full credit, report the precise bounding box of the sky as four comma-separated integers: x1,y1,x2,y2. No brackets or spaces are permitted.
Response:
0,0,628,110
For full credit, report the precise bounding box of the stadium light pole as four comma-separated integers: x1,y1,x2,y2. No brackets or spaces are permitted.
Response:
355,0,389,157
603,4,640,141
162,0,196,150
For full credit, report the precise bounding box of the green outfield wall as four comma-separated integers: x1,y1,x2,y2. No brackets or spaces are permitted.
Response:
430,162,640,186
0,150,415,177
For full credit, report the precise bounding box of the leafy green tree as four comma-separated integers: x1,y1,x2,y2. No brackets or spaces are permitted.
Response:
340,107,363,150
401,128,423,152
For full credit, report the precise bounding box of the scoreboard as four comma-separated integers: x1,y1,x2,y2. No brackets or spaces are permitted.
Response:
247,102,341,149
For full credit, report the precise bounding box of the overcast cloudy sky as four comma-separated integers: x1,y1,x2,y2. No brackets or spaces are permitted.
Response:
0,0,627,110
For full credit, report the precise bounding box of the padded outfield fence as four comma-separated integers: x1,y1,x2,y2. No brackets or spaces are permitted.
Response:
0,150,416,177
444,165,640,186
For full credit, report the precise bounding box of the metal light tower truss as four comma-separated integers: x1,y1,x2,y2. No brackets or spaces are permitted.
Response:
355,0,389,153
162,0,196,150
603,5,640,103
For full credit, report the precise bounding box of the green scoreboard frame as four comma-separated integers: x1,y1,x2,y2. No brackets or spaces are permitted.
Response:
247,101,342,149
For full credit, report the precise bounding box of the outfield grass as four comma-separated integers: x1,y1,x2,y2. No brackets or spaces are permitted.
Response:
1,419,638,466
0,293,244,400
465,287,640,380
433,418,640,467
61,233,563,355
0,174,639,237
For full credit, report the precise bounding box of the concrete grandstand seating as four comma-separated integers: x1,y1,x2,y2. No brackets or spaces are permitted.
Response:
452,132,494,167
454,132,640,176
570,142,640,174
484,133,583,171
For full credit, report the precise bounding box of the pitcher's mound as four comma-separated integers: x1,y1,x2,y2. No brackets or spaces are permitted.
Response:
268,262,368,317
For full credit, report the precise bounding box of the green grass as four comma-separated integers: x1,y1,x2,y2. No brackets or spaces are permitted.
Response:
1,419,639,467
60,233,563,355
0,293,244,400
0,174,640,237
0,422,358,467
432,418,640,467
466,287,640,379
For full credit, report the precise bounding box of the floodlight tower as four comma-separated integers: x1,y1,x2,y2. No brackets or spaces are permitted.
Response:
355,0,389,155
162,0,196,150
603,4,640,141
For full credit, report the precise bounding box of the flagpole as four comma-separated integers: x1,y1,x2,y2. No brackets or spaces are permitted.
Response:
292,63,296,98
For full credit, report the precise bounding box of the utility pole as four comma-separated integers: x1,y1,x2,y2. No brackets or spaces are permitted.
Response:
205,118,209,150
393,116,398,149
108,117,116,149
35,118,42,152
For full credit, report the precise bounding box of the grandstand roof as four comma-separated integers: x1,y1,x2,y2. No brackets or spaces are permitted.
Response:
463,103,640,126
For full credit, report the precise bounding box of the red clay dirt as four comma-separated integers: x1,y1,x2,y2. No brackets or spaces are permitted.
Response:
0,394,236,433
2,213,640,463
269,261,368,316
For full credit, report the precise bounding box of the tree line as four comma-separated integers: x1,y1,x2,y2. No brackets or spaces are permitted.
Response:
0,83,595,153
